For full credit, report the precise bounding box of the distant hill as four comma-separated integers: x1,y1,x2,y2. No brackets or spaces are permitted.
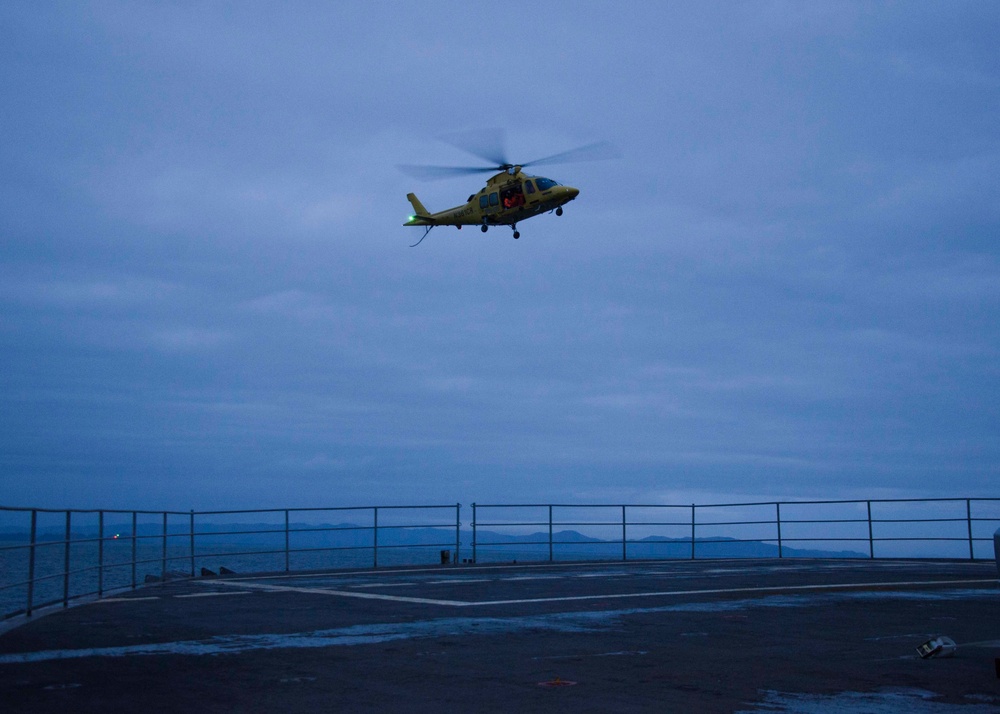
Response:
0,522,866,559
470,529,865,559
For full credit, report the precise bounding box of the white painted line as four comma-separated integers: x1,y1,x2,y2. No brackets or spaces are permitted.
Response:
507,576,563,581
205,558,992,587
97,597,160,603
465,578,999,606
210,579,473,606
207,576,997,608
175,591,252,599
351,582,416,589
426,579,493,585
205,558,705,583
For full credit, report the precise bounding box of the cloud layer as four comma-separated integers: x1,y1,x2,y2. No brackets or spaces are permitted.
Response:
1,2,997,509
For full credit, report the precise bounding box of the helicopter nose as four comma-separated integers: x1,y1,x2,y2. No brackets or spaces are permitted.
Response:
566,186,580,199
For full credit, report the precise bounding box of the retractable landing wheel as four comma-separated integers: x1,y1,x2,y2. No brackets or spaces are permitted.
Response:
512,224,520,239
513,231,520,239
481,224,488,233
555,207,563,216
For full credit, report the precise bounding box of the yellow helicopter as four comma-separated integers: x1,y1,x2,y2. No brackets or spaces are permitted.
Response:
400,134,616,246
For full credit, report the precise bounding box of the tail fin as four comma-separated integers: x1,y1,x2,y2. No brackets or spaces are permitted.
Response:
407,193,430,217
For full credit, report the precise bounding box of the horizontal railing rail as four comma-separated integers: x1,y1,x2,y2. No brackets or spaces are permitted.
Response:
470,498,1000,565
1,503,462,620
3,497,998,621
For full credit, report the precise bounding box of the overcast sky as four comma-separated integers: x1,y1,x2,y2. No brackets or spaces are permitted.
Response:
2,2,998,511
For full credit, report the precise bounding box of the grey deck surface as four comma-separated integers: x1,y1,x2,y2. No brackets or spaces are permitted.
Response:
1,559,998,712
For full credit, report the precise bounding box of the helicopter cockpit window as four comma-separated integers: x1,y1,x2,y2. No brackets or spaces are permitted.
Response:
524,180,535,194
479,195,489,209
535,177,559,191
488,192,499,206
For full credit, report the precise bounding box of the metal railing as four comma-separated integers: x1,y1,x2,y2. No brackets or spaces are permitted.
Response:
1,504,461,620
470,498,1000,564
3,497,998,621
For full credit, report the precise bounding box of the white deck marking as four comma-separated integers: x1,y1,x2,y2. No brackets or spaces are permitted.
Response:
209,579,473,606
97,596,160,603
207,558,987,589
465,578,998,606
175,591,251,599
506,575,564,581
350,582,416,589
206,576,996,608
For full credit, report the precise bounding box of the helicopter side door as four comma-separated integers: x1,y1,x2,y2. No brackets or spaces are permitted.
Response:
500,182,526,211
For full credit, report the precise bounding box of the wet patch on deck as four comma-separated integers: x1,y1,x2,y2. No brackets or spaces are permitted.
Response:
1,587,995,664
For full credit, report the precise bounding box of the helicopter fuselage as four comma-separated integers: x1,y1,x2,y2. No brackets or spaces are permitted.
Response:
404,169,579,230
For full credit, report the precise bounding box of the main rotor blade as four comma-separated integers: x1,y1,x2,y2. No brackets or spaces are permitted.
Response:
397,163,499,181
438,127,510,168
522,141,620,168
399,135,618,182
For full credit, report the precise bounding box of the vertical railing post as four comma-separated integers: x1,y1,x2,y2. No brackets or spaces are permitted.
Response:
548,505,554,562
98,510,104,598
622,505,627,561
471,503,477,564
130,511,137,590
189,510,195,577
285,510,291,572
63,511,72,607
776,503,783,559
161,512,168,578
867,501,874,559
690,504,696,560
373,507,379,569
26,509,37,616
455,503,461,565
966,499,974,560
